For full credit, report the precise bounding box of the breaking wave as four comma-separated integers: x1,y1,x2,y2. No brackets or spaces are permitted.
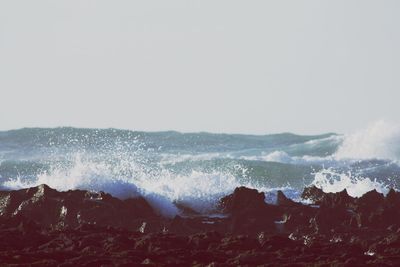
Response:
335,120,400,161
311,168,390,197
1,121,400,216
2,153,264,217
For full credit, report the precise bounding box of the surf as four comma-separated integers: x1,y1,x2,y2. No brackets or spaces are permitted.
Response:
1,121,400,216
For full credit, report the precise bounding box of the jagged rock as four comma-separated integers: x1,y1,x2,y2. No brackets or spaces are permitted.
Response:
274,190,318,233
168,215,227,235
174,202,200,216
219,187,266,215
217,235,260,251
276,190,298,207
385,188,400,207
301,185,325,203
219,187,279,234
301,186,353,209
319,189,353,208
0,185,400,266
310,206,351,233
0,184,158,230
357,189,385,211
259,234,296,251
187,231,222,250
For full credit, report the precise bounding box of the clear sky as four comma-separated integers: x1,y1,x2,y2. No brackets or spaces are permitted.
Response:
1,0,399,134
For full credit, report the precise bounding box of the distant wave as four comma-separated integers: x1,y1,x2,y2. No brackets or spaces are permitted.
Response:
335,120,400,161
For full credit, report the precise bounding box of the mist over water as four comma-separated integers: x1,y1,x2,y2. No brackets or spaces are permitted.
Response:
1,121,400,216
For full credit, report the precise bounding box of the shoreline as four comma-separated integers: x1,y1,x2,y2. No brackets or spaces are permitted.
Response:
1,184,400,265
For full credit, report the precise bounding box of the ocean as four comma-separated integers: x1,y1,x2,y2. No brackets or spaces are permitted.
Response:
0,121,399,217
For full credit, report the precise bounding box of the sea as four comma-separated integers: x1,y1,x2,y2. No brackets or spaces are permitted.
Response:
1,121,399,217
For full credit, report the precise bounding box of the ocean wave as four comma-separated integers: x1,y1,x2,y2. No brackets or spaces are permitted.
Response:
2,153,265,217
1,123,400,215
311,168,389,197
240,150,336,166
335,120,400,161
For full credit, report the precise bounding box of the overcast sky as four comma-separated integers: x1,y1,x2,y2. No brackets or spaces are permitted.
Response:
1,0,399,134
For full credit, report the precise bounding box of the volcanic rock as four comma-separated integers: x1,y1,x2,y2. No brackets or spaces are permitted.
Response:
218,187,279,234
276,190,299,207
386,188,400,206
301,185,325,203
357,189,385,211
319,189,353,208
219,186,266,215
0,184,158,230
0,184,400,266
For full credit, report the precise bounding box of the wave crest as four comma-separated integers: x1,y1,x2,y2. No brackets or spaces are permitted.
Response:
335,120,400,161
3,153,260,217
311,168,389,197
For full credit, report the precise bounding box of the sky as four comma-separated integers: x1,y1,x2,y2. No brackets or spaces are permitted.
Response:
1,0,400,134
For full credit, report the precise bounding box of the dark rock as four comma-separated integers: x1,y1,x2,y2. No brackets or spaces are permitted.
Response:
357,189,385,211
1,184,400,266
355,190,386,227
187,231,222,250
277,190,298,207
310,206,351,233
301,186,325,203
319,189,353,208
219,187,266,215
259,234,295,251
219,187,280,234
385,188,400,207
0,184,158,230
217,235,260,251
174,202,200,216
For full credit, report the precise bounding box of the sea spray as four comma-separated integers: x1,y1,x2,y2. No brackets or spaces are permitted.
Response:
1,123,400,216
3,151,261,217
335,120,400,161
311,168,389,197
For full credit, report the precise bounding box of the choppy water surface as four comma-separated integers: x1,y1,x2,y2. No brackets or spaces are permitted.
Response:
1,121,399,216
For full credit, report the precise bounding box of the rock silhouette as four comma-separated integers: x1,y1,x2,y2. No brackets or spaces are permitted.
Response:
1,184,400,266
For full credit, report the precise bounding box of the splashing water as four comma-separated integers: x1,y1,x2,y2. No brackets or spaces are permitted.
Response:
311,168,389,197
3,151,260,217
2,123,400,216
335,120,400,161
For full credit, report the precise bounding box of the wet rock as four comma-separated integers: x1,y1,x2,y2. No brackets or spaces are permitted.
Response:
301,186,325,203
217,235,260,251
218,187,279,234
386,188,400,207
0,185,400,266
310,206,351,233
0,184,158,230
174,202,200,216
319,189,353,208
219,187,266,215
355,190,386,227
357,189,385,211
188,231,222,250
276,190,299,207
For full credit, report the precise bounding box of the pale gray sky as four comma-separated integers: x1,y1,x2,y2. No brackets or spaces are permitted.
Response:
1,0,399,134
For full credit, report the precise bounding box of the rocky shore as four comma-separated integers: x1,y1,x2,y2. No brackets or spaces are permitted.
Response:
1,184,400,266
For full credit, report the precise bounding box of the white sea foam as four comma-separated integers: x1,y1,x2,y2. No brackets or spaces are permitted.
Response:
3,153,262,217
249,121,400,165
262,151,293,163
311,168,389,197
159,152,223,165
335,120,400,161
2,122,399,217
240,150,337,166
